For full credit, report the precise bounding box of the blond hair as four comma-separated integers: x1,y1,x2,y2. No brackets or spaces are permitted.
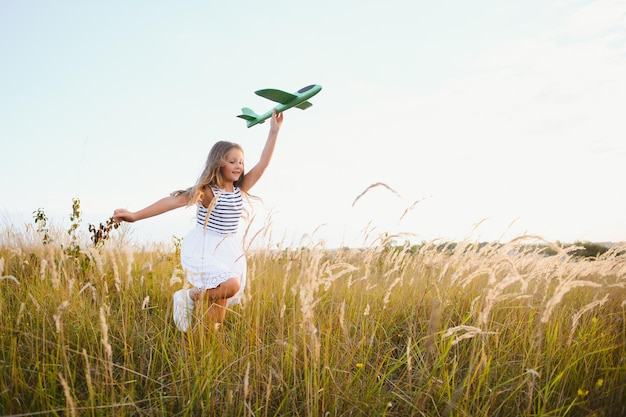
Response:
171,141,245,205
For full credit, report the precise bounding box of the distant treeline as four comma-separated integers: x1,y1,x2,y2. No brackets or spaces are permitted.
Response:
385,240,620,259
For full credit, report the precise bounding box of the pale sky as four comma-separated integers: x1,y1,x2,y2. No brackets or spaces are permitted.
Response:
1,0,625,248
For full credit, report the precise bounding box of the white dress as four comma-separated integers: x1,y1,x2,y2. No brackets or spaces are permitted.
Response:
180,186,246,306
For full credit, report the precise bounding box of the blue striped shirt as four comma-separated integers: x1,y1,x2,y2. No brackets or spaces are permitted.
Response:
196,186,243,234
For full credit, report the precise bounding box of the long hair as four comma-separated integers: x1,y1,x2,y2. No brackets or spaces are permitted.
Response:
171,141,245,205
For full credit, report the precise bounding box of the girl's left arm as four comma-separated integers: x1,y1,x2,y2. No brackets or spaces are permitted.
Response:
240,110,284,192
112,193,190,223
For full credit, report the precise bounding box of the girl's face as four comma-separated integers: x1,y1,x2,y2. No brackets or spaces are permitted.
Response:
221,148,244,184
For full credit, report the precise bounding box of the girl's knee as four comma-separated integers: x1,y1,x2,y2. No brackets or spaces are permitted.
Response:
223,278,240,298
201,278,241,301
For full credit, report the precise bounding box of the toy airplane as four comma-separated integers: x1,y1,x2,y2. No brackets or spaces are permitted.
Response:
237,84,322,128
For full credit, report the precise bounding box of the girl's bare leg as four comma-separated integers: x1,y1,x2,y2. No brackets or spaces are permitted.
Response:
189,278,240,302
206,298,228,326
187,278,239,329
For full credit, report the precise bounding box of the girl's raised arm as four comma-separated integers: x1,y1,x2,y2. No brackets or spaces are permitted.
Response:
113,192,190,223
240,110,284,192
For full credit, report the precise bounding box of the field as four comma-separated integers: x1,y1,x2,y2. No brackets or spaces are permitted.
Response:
1,220,625,416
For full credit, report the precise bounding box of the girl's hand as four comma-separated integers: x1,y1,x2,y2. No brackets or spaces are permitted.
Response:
112,208,136,223
270,109,284,132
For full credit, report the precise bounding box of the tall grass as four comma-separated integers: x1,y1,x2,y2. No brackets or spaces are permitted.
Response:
1,222,625,416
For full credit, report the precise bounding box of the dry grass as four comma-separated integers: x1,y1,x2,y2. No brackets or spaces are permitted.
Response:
1,220,625,416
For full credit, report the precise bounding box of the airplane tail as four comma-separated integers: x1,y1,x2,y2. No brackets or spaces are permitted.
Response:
237,107,264,128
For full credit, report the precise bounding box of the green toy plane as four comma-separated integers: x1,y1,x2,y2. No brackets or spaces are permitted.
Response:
237,84,322,128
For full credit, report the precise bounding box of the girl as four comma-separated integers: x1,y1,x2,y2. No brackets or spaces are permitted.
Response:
112,110,284,332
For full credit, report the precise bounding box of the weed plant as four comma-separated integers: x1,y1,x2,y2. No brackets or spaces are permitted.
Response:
0,209,625,416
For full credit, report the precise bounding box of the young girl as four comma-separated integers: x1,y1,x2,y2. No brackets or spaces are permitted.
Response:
112,111,284,332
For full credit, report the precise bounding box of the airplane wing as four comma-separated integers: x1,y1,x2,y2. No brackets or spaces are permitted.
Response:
255,89,298,104
295,101,313,110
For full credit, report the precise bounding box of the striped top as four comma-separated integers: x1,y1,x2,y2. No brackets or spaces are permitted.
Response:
196,186,243,234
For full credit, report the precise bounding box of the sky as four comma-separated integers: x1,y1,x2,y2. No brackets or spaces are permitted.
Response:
1,0,625,249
